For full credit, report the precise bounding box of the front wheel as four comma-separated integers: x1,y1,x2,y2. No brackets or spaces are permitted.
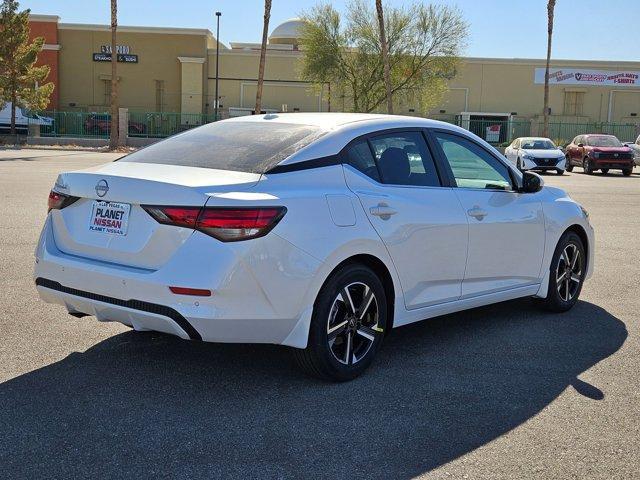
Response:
601,168,609,175
623,168,632,176
292,264,387,381
565,157,574,172
540,231,586,313
584,158,594,175
556,169,565,175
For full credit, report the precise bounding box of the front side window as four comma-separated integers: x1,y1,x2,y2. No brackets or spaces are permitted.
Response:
368,132,440,187
433,131,513,191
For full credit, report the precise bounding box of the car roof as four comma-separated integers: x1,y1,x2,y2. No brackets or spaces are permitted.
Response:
224,112,437,130
224,113,474,166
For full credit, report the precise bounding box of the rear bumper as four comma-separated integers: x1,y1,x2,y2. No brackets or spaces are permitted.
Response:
36,277,201,340
34,215,322,347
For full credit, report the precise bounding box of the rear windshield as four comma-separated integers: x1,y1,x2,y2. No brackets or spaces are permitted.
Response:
120,121,325,173
587,136,622,147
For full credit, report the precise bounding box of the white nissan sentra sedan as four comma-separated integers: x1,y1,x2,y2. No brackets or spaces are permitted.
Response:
35,113,594,381
504,137,567,174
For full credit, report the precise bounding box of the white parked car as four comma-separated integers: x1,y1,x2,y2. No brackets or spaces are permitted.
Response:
35,114,594,381
624,134,640,167
0,102,53,134
504,137,566,174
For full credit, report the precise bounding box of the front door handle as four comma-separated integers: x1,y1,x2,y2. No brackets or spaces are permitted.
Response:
467,207,488,220
370,203,397,219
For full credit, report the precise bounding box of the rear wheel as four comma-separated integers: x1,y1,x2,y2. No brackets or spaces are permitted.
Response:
623,168,632,176
540,231,586,313
292,264,387,381
556,169,565,175
584,158,594,174
601,168,609,175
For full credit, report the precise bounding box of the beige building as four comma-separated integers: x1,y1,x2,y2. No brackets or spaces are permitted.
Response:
34,16,640,137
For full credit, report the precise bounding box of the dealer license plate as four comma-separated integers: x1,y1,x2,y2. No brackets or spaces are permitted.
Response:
89,201,130,236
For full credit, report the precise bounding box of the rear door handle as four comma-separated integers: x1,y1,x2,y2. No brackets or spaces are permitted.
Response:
370,203,397,219
467,207,488,220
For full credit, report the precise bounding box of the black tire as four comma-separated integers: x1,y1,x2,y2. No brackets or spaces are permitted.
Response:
292,263,388,381
565,157,573,172
601,168,609,175
584,158,594,175
556,169,564,175
540,231,586,313
516,158,523,172
623,168,632,176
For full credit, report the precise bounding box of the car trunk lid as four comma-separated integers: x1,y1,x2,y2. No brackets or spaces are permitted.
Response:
50,161,260,269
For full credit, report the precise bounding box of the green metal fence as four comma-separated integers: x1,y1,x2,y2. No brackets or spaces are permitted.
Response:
127,112,217,138
28,111,218,139
30,111,110,138
429,116,639,146
24,110,640,146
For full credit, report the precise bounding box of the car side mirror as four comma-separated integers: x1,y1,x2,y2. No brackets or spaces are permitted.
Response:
577,143,584,147
521,171,544,193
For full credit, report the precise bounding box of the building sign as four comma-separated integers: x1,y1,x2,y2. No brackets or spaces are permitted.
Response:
534,68,640,87
93,45,138,63
101,45,131,54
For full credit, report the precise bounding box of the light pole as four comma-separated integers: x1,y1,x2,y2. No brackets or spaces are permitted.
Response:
214,11,222,121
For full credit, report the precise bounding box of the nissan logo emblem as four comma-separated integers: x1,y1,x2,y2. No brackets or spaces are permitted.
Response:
95,179,109,197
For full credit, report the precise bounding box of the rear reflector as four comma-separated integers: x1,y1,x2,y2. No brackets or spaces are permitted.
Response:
143,205,286,242
169,286,212,297
48,190,80,212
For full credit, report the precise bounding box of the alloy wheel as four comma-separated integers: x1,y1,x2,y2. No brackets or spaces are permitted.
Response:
327,282,380,365
556,243,583,302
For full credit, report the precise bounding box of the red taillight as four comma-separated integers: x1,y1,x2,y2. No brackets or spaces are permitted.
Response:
143,206,201,228
142,205,286,242
169,286,212,296
48,190,79,212
196,207,286,241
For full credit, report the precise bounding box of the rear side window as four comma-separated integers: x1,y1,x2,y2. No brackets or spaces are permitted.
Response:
344,140,381,182
121,121,325,174
369,132,440,187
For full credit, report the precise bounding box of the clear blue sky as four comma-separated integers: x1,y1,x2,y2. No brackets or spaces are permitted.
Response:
20,0,639,61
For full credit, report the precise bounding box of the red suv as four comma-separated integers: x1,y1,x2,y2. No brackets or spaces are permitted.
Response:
84,114,146,136
565,134,634,176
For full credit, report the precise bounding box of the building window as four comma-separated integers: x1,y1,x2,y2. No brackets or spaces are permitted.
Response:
563,91,584,116
102,79,111,106
155,80,165,112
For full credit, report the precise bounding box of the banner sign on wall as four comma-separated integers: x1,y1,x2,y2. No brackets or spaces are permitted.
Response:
534,68,640,87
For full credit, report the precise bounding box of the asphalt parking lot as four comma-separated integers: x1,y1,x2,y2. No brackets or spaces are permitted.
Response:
0,148,638,479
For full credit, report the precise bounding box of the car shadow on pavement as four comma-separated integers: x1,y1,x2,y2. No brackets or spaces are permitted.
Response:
0,299,626,479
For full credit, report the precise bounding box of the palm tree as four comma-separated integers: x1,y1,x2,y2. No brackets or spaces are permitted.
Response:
254,0,272,115
542,0,556,138
375,0,393,114
109,0,118,149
